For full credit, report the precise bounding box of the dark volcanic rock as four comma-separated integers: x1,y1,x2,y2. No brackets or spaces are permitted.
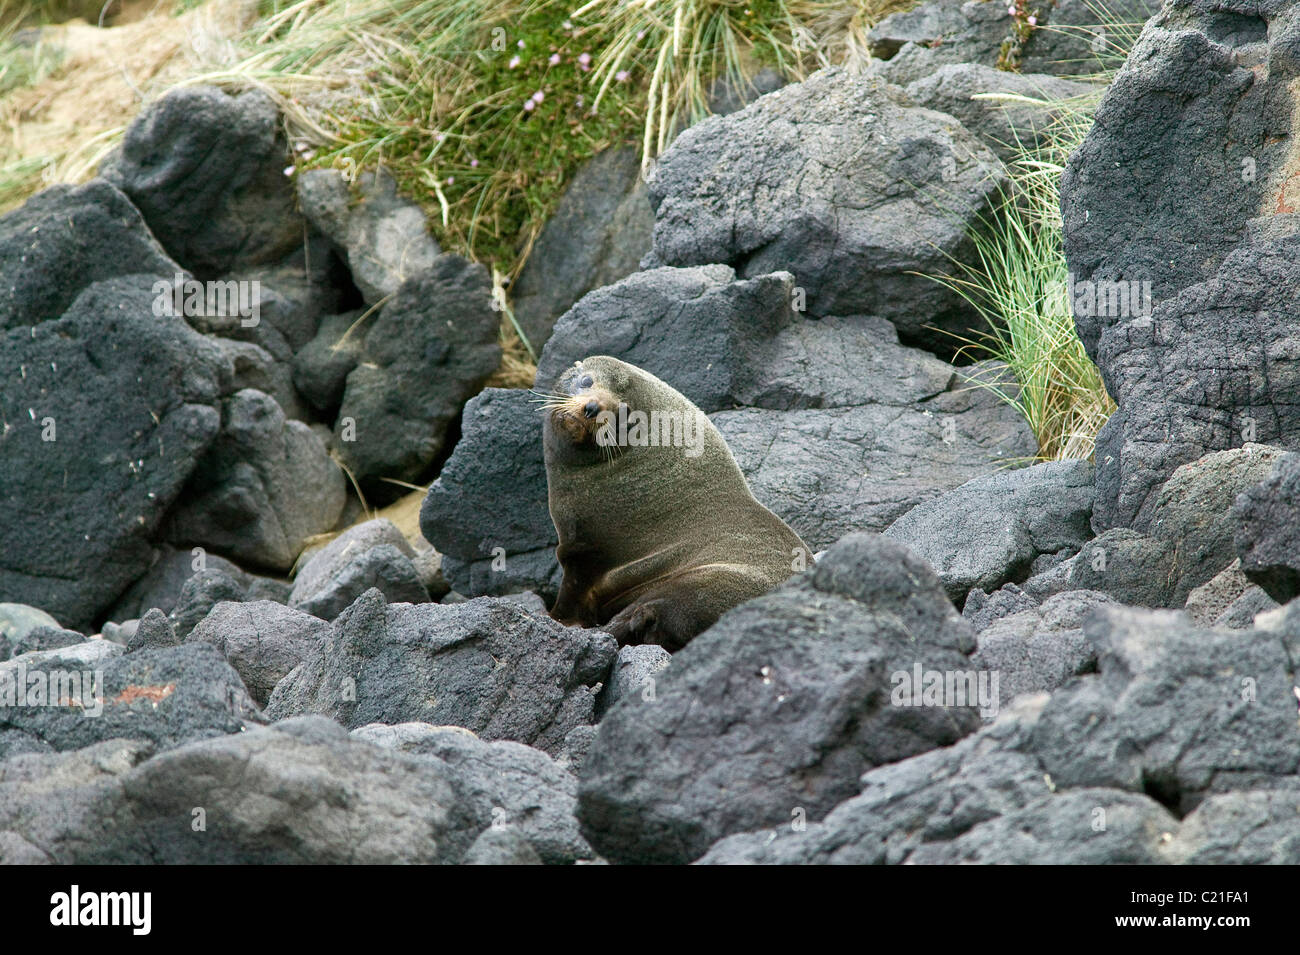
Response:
102,85,300,278
165,388,346,573
334,255,501,487
511,146,654,352
884,459,1095,605
645,66,1005,352
1062,1,1300,529
714,379,1036,551
0,179,178,330
290,519,429,619
577,534,983,865
0,642,259,758
353,722,594,864
419,389,560,600
0,276,229,628
187,600,328,706
1233,451,1300,603
264,589,616,755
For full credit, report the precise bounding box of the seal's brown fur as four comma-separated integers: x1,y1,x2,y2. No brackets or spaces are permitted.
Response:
542,356,813,650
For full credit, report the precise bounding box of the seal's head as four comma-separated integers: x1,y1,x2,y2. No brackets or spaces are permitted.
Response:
542,358,629,447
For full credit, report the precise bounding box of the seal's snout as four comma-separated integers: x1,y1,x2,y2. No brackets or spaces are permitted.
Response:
583,400,600,419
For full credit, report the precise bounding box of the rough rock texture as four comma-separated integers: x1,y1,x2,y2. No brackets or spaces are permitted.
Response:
166,388,346,573
903,64,1097,163
714,381,1035,550
0,717,496,863
577,534,983,865
126,607,181,653
289,519,428,619
535,266,959,413
0,642,260,758
107,545,257,622
1233,451,1300,603
644,66,1005,352
187,600,328,706
0,179,178,330
265,589,616,755
701,595,1300,862
353,722,593,864
1062,447,1286,607
1062,1,1300,529
298,168,441,306
420,389,560,600
868,0,1161,83
884,459,1095,605
102,85,300,278
970,589,1112,704
0,276,229,628
597,644,672,717
334,255,500,487
511,146,654,351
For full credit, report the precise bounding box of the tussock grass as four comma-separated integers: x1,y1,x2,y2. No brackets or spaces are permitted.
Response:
931,1,1151,461
938,93,1115,461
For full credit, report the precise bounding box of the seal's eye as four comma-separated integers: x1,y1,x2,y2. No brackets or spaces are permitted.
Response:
577,375,594,390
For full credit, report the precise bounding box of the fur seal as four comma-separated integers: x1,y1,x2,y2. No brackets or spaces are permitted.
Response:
541,355,813,650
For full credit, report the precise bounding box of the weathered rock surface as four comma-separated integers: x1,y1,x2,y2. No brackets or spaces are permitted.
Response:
165,388,346,573
645,66,1005,352
884,459,1094,605
577,534,983,864
265,589,616,755
0,276,229,628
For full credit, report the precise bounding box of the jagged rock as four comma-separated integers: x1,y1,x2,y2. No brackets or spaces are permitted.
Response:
644,66,1005,352
969,589,1112,704
1062,0,1300,529
577,534,983,865
0,642,260,758
289,519,428,619
0,276,228,628
884,459,1095,605
352,722,593,864
904,789,1177,864
1184,560,1254,627
420,389,560,600
962,583,1038,633
125,608,180,653
511,146,654,351
168,569,248,641
265,589,616,755
334,255,500,488
1233,451,1300,603
536,267,959,413
714,382,1036,550
597,644,671,717
166,388,346,573
102,85,300,278
187,601,328,706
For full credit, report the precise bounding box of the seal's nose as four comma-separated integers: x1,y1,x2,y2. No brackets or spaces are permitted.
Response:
583,400,600,419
